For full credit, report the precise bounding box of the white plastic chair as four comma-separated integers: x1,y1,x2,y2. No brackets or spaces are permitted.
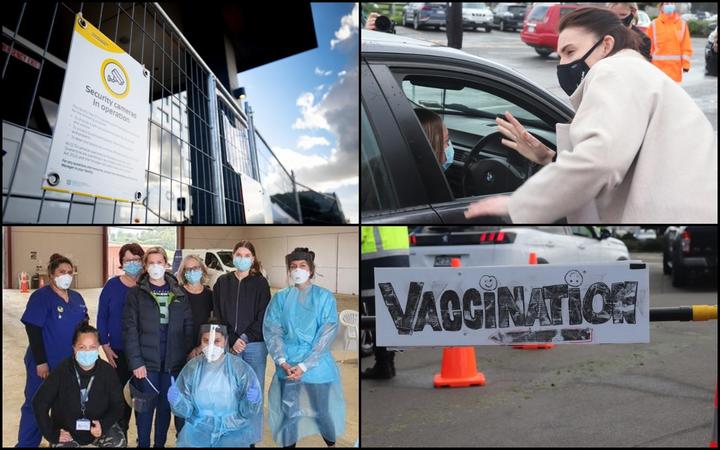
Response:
338,309,359,363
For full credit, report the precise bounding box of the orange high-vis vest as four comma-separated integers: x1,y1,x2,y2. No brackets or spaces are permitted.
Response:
646,12,692,82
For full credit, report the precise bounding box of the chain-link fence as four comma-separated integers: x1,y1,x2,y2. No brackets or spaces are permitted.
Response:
2,2,325,224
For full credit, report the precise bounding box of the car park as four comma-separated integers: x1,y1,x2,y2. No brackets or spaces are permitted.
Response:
361,30,574,224
403,3,447,30
633,229,657,241
408,226,629,267
462,2,494,32
492,3,527,32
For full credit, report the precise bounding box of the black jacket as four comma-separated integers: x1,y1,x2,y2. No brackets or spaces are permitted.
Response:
123,273,194,373
212,272,271,345
632,25,653,62
32,357,123,445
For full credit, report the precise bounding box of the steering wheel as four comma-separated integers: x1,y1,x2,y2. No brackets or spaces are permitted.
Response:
461,130,555,198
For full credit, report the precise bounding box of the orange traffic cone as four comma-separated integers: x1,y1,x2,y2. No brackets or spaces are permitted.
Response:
710,385,717,448
434,258,486,388
20,272,30,293
513,252,555,350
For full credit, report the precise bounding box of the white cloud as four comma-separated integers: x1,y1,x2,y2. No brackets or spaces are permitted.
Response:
314,84,325,92
292,92,330,130
314,67,333,76
331,3,359,49
337,70,347,77
297,135,331,150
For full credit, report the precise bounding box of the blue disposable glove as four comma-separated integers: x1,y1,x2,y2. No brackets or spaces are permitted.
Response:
167,376,180,405
246,380,260,403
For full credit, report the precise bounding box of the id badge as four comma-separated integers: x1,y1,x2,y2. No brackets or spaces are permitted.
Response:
76,418,91,431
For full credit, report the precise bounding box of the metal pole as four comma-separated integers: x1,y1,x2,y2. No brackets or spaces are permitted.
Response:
291,170,303,224
245,101,260,181
206,75,227,224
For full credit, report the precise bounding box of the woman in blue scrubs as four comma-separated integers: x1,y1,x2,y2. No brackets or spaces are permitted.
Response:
17,253,88,447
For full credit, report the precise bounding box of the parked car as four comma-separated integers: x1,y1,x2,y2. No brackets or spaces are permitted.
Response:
635,10,651,33
462,2,494,32
408,226,629,267
633,229,657,241
706,25,718,76
662,226,717,286
521,3,579,57
403,3,447,30
493,3,527,32
361,30,574,224
172,248,235,288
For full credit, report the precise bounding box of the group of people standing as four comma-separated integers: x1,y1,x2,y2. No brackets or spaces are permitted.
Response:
17,242,345,447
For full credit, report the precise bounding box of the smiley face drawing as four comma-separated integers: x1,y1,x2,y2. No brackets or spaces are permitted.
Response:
479,275,498,291
565,270,583,287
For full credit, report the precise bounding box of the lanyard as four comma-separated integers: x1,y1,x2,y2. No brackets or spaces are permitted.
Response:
74,368,95,418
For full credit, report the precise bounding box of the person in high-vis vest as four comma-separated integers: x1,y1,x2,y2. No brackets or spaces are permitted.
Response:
361,226,410,380
646,2,692,82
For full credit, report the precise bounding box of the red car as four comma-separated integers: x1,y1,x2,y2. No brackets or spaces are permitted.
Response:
521,3,579,57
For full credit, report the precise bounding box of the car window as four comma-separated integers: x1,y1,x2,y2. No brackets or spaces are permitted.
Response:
361,104,399,213
509,6,526,14
571,226,595,239
401,80,544,130
559,7,575,18
536,226,568,235
528,5,549,21
464,3,487,9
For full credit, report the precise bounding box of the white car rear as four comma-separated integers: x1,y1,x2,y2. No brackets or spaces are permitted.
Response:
409,226,629,268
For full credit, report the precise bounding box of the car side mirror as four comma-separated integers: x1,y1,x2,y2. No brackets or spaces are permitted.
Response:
600,229,611,240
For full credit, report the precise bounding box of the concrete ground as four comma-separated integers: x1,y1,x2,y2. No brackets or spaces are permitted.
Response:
393,25,717,130
361,252,717,447
2,289,358,447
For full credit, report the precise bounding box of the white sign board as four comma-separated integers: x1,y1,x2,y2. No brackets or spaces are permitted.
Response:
43,13,150,203
375,262,649,347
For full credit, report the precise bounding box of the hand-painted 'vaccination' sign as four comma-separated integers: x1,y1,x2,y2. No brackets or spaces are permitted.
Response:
374,262,649,346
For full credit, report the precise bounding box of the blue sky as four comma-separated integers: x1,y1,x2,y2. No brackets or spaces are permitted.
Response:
236,3,359,223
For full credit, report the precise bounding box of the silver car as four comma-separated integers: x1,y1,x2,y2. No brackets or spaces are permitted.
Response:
403,3,447,30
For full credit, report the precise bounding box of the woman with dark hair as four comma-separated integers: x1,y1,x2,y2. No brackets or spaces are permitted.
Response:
212,240,271,446
17,253,89,447
97,243,145,439
32,323,126,447
465,6,716,223
264,247,346,447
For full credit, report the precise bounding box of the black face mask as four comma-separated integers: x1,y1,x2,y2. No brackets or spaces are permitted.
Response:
556,38,604,96
622,14,634,27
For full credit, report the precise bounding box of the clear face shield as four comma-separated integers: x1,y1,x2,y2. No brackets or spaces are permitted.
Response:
199,323,229,363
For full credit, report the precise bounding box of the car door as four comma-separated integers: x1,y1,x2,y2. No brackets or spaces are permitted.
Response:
569,226,604,262
367,56,573,224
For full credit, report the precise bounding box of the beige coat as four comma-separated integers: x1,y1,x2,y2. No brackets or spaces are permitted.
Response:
508,49,717,223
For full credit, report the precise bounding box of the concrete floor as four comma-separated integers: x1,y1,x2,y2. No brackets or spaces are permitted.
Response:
362,252,717,447
2,289,358,447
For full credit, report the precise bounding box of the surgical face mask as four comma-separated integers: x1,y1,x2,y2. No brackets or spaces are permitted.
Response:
662,4,675,14
233,256,253,272
290,268,310,285
76,349,98,367
622,13,634,27
203,344,224,362
556,38,604,96
442,141,455,171
184,270,202,285
123,261,143,277
147,264,166,280
55,274,73,290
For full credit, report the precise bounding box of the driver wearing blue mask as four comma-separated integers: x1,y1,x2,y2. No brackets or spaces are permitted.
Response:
415,108,454,172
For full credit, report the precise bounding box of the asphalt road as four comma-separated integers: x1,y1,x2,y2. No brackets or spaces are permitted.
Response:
361,252,718,447
392,25,718,130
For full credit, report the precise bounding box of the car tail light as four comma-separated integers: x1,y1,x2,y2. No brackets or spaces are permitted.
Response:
479,231,515,244
409,235,417,246
681,230,691,254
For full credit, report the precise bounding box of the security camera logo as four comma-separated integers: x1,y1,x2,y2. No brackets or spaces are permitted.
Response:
101,58,130,99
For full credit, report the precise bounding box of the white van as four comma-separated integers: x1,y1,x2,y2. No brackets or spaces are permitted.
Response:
172,249,235,288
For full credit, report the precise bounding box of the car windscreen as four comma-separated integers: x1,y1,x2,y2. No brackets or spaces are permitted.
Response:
527,5,549,21
508,5,526,14
217,251,234,268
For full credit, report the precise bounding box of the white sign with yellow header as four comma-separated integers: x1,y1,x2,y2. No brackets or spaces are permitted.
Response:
43,13,150,203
